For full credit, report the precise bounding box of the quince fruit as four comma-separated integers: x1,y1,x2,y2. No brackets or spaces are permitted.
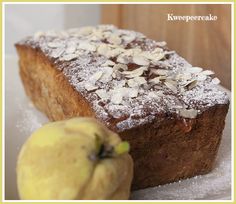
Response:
17,117,133,200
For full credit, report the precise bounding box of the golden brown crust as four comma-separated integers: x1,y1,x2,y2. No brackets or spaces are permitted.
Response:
16,44,229,190
16,45,95,121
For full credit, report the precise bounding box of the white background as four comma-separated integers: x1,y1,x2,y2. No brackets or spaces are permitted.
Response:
5,4,101,55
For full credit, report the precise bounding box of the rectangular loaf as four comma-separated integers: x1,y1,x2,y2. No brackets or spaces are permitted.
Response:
15,25,229,190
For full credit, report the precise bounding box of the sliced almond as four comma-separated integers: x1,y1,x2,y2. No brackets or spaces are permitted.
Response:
132,48,142,55
159,76,167,81
60,53,77,61
109,48,124,57
185,80,198,90
151,69,169,76
179,108,198,119
48,42,63,48
84,83,98,91
124,49,134,56
152,47,164,53
201,70,215,75
132,55,150,66
148,91,163,99
97,44,111,57
117,80,126,88
65,44,76,54
141,51,154,60
107,34,122,45
93,30,104,39
51,47,64,58
113,63,128,71
78,41,96,52
176,73,192,81
110,92,123,104
122,67,148,78
164,51,175,55
116,54,130,64
149,77,160,84
122,33,136,43
186,67,203,74
156,41,167,47
154,52,165,61
135,77,146,85
164,80,177,93
197,74,207,81
89,71,103,82
129,88,139,98
95,89,109,99
100,67,113,83
101,60,115,67
212,77,220,85
112,70,121,79
127,77,146,88
102,30,112,38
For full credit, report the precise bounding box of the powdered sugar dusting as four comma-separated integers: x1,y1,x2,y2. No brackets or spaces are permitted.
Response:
17,25,229,132
131,101,231,200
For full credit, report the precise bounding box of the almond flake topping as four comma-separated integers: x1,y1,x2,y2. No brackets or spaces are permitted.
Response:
65,43,77,54
60,54,77,61
212,77,220,85
149,77,160,85
97,44,111,56
101,60,115,67
122,66,148,78
132,55,150,66
100,67,113,83
186,67,203,74
78,41,96,52
51,48,64,58
127,77,146,88
122,33,136,43
47,42,64,48
185,80,198,90
113,63,128,71
151,69,169,76
107,34,122,45
95,89,109,99
20,25,229,129
84,83,98,91
89,71,103,82
117,54,130,64
201,70,215,75
148,91,164,99
164,80,178,93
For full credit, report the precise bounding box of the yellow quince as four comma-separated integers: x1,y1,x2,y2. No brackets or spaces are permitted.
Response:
17,117,133,200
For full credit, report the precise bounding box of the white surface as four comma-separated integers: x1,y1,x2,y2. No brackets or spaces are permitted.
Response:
5,4,101,56
5,56,231,200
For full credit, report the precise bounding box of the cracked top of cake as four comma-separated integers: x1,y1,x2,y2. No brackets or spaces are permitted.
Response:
16,25,229,132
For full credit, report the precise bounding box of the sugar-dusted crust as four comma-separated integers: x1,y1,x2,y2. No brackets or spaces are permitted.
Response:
15,25,229,190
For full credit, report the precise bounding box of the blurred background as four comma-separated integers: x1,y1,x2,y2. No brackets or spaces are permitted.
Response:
5,4,231,89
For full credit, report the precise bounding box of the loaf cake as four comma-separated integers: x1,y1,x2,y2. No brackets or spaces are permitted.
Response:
15,25,229,190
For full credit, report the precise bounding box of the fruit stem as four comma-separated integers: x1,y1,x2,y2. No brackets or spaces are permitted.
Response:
89,141,130,161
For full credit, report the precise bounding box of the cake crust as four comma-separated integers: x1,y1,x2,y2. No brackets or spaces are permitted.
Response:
15,25,229,190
